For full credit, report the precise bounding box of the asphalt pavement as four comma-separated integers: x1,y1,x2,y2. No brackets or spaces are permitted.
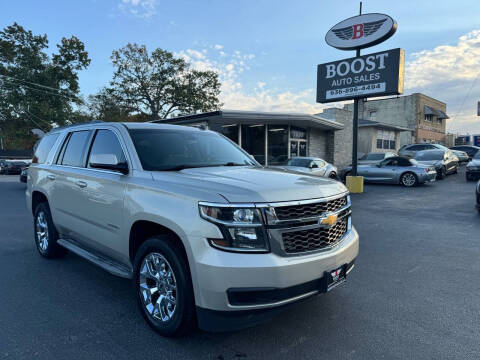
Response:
1,167,480,359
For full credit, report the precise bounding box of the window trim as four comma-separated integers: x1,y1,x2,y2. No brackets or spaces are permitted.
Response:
56,130,92,168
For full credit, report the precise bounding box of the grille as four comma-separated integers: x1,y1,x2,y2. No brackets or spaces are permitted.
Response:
274,196,347,221
282,217,348,253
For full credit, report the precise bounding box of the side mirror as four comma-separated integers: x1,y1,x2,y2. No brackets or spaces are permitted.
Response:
89,154,128,175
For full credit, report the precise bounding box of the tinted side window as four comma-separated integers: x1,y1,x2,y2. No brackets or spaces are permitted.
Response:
33,134,60,164
88,130,126,167
61,131,90,167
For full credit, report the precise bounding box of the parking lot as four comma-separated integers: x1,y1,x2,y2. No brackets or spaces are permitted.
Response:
1,168,479,360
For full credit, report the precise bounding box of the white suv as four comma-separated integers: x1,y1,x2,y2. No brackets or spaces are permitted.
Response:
27,122,359,336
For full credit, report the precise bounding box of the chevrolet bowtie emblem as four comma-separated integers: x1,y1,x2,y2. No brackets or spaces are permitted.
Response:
320,213,338,227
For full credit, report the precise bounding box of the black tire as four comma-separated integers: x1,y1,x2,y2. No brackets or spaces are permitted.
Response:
328,172,337,180
343,171,351,181
33,202,63,258
134,236,196,337
400,172,418,187
437,167,446,180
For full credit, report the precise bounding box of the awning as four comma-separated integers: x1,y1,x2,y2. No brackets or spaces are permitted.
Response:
160,110,345,131
424,105,449,119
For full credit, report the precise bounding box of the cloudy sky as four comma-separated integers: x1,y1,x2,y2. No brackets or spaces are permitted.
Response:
2,0,480,133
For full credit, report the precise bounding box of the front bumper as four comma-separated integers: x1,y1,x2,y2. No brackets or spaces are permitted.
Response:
466,169,480,180
418,171,437,183
192,226,359,329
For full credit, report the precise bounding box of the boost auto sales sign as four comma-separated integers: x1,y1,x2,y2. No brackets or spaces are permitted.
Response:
316,48,405,103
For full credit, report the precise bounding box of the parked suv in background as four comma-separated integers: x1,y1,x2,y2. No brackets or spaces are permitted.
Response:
399,143,449,158
450,145,480,160
27,122,359,336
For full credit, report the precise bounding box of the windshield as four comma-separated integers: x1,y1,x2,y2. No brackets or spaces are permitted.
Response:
414,151,443,161
286,158,311,167
359,153,384,161
128,129,257,171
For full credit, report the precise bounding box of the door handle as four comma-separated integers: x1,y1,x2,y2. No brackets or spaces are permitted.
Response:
47,175,55,180
76,181,87,188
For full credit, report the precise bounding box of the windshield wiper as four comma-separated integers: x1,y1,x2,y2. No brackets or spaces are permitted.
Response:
160,164,215,171
220,162,250,166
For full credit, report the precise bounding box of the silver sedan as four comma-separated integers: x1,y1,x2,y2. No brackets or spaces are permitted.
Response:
274,157,338,179
343,156,437,187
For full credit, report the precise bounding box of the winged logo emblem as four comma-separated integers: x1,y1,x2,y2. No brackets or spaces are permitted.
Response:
332,19,387,40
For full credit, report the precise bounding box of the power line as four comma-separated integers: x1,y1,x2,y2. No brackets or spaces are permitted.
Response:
1,78,80,101
0,74,78,97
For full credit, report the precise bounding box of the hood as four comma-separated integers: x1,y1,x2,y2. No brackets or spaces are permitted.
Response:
277,166,310,173
467,159,480,167
151,166,347,203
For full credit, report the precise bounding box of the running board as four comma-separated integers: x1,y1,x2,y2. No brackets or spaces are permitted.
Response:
57,239,133,279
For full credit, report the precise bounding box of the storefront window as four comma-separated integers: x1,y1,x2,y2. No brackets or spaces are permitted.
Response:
219,124,239,144
241,124,265,165
267,126,288,165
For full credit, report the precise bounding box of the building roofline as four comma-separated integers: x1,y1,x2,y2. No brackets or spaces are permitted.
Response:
158,109,344,131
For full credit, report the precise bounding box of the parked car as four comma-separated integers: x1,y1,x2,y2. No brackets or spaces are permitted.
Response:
20,166,28,183
466,151,480,181
27,122,358,336
450,149,469,163
275,157,338,179
343,156,437,187
3,160,27,175
476,180,480,212
357,152,396,165
398,143,448,158
413,150,458,179
450,145,480,160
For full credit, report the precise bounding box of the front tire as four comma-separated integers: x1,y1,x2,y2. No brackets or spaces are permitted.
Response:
328,172,337,180
134,236,196,337
34,202,63,258
437,167,446,180
400,172,418,187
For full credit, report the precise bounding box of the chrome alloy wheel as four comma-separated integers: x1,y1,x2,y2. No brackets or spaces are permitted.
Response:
35,211,49,252
139,253,177,323
402,173,416,187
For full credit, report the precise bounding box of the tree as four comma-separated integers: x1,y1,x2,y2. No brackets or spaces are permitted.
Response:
0,23,90,149
104,43,221,120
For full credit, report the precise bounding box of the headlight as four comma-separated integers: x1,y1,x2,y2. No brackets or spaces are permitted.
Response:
199,203,269,252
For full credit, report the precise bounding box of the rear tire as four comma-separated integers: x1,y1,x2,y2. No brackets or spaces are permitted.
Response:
33,202,63,258
400,172,418,187
134,236,196,337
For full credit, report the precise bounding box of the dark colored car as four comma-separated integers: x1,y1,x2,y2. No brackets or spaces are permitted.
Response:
450,145,480,160
4,161,28,175
20,166,28,183
466,151,480,181
413,150,458,180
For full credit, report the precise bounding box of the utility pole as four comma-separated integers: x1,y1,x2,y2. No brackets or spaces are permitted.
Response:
351,1,362,176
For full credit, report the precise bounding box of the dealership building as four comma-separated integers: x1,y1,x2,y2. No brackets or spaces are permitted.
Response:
162,110,353,167
162,93,448,168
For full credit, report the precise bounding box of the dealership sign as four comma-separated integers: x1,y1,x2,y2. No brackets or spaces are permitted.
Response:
325,13,397,50
317,48,404,103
